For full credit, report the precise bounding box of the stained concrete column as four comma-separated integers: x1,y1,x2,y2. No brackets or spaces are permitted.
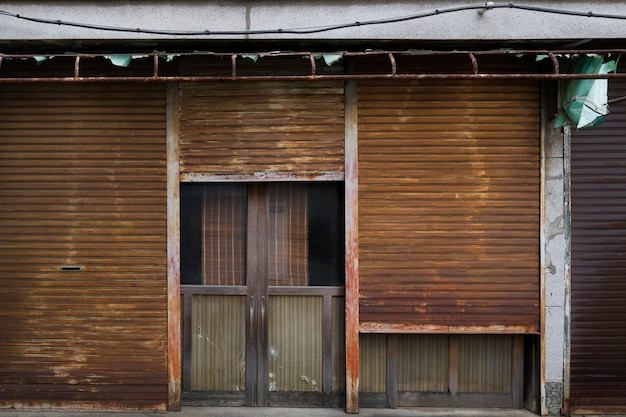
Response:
543,113,567,416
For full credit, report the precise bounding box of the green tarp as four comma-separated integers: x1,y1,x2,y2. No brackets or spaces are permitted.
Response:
555,54,617,130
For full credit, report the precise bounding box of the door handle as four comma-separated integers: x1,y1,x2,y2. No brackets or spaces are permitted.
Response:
260,296,266,322
249,296,255,323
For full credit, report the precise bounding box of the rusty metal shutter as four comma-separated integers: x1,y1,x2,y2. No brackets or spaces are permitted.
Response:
570,81,626,414
358,80,541,332
0,83,168,409
178,80,345,181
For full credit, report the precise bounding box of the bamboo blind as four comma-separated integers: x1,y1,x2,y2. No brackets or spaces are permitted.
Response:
268,184,308,287
201,184,247,286
199,184,309,287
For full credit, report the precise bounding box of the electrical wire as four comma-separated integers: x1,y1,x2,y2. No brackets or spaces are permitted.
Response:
0,2,625,36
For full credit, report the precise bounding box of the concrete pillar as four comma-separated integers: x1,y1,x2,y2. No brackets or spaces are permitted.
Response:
542,98,567,415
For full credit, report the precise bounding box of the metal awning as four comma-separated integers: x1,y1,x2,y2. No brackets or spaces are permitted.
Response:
0,49,624,83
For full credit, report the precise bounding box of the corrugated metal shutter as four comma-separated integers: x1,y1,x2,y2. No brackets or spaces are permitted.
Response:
358,80,541,332
570,80,626,414
0,83,168,409
178,80,345,180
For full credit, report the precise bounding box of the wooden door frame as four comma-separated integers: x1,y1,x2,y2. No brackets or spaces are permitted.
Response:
177,183,347,407
246,184,270,406
169,77,349,409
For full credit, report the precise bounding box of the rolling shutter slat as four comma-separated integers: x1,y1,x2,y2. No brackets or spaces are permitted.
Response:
178,81,345,180
358,80,541,332
570,80,626,414
0,83,168,409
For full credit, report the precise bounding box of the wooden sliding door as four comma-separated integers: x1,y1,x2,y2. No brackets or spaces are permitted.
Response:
180,182,345,407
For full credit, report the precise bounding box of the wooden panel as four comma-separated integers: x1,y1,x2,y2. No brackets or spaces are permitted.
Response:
268,296,322,392
398,335,449,392
357,80,541,331
359,334,386,393
191,295,246,391
178,80,345,180
331,296,346,392
570,80,626,415
0,83,168,409
458,335,512,393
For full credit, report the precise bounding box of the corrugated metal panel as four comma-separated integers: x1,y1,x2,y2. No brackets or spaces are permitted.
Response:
178,80,345,180
0,83,168,409
570,80,626,415
357,79,541,331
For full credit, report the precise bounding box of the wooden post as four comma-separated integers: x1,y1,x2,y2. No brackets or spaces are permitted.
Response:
386,335,399,408
449,335,459,396
166,82,182,411
512,335,525,408
344,78,360,414
182,292,192,391
322,294,333,393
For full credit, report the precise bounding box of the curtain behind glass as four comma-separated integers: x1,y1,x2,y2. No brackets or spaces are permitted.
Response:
201,184,247,286
268,184,308,286
198,183,308,286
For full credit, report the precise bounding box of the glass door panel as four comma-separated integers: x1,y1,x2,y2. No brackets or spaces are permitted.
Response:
268,184,309,286
181,183,247,286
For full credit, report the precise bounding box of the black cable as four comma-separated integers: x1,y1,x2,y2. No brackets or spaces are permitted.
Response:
0,2,625,37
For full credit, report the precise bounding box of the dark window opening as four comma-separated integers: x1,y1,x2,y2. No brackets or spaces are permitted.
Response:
180,182,344,287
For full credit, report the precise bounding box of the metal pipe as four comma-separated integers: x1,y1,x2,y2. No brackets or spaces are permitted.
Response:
74,56,80,78
2,49,626,59
153,54,159,79
548,52,560,75
608,95,626,105
1,72,626,83
388,53,396,75
469,53,478,75
1,49,623,82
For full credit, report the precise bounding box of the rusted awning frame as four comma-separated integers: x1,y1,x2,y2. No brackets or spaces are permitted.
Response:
0,49,624,82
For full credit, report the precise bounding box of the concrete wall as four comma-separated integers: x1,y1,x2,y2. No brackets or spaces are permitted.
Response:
0,1,625,43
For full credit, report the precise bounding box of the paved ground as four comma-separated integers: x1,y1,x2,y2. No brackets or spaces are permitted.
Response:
0,407,541,417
